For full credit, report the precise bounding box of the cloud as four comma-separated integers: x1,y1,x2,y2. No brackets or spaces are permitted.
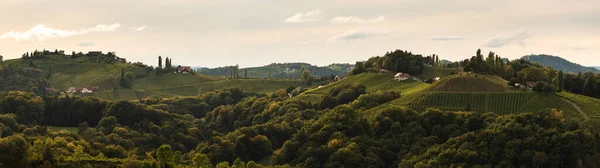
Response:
485,30,530,48
78,42,95,46
428,35,466,41
329,29,383,42
0,23,121,42
134,26,147,31
284,9,322,23
331,16,386,23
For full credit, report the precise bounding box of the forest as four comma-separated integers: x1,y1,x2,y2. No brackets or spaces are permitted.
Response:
0,83,599,167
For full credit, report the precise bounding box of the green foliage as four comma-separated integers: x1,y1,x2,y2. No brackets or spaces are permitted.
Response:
532,81,557,93
317,83,366,110
0,135,29,167
193,153,212,168
0,91,45,124
0,64,50,95
157,144,174,167
363,49,426,75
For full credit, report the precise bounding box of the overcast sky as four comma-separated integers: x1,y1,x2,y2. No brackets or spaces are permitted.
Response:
0,0,598,68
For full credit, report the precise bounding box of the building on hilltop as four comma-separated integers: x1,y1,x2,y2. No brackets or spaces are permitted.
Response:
176,66,192,74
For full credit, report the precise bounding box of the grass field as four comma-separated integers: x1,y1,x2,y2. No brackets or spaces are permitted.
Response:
90,79,307,100
1,55,148,91
427,73,511,92
418,66,458,80
555,92,600,118
132,73,217,90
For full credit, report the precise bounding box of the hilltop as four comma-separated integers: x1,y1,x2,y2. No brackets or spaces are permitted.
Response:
197,62,352,78
0,51,310,100
522,54,598,73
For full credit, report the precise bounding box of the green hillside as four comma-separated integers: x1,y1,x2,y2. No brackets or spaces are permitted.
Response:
522,54,598,73
428,73,510,92
360,73,586,122
198,62,350,78
417,66,458,79
297,73,429,103
92,79,307,100
1,54,148,91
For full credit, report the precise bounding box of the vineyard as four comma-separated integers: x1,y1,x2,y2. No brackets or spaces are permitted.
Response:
406,92,534,114
428,73,508,92
555,92,600,118
401,92,584,120
580,119,600,133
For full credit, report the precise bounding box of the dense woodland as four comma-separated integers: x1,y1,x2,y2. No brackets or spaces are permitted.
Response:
1,48,600,167
1,83,599,167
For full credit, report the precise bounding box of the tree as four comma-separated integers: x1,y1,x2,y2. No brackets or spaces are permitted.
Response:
558,71,565,91
583,77,595,96
244,69,248,78
216,162,230,168
193,153,212,168
302,69,310,85
593,79,600,98
0,55,3,63
157,144,174,168
351,62,366,75
246,161,259,168
232,158,245,168
159,56,163,68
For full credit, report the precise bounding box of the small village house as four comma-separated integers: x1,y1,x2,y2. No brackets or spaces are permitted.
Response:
394,72,411,81
67,87,82,94
176,66,192,74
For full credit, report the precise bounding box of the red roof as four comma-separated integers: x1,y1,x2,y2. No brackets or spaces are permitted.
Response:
178,66,191,71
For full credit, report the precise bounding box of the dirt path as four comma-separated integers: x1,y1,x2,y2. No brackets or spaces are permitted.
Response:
558,96,590,120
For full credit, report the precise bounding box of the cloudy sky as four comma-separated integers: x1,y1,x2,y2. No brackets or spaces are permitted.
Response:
0,0,599,68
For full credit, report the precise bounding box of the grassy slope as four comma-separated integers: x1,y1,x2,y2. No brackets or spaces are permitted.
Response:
555,92,600,132
296,73,429,104
93,79,307,100
1,55,147,90
132,73,218,90
361,73,585,121
417,66,458,79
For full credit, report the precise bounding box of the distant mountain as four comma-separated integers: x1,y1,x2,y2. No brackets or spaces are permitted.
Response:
521,54,598,73
197,62,352,78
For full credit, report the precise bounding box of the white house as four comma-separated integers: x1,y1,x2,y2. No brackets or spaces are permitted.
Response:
394,73,411,81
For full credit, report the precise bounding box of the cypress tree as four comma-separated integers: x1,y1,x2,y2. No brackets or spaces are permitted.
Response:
158,56,162,68
583,77,595,96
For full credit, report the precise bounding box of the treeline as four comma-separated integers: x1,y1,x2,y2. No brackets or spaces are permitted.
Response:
353,49,427,76
0,64,50,95
457,49,600,96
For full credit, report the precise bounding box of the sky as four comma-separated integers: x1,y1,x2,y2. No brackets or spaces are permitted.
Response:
0,0,599,68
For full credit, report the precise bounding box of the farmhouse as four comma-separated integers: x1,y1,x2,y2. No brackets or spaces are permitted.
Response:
67,87,82,94
176,66,192,74
394,72,411,81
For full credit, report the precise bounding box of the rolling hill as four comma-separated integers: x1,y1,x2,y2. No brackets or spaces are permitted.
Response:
0,55,311,100
521,54,598,73
197,62,352,78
